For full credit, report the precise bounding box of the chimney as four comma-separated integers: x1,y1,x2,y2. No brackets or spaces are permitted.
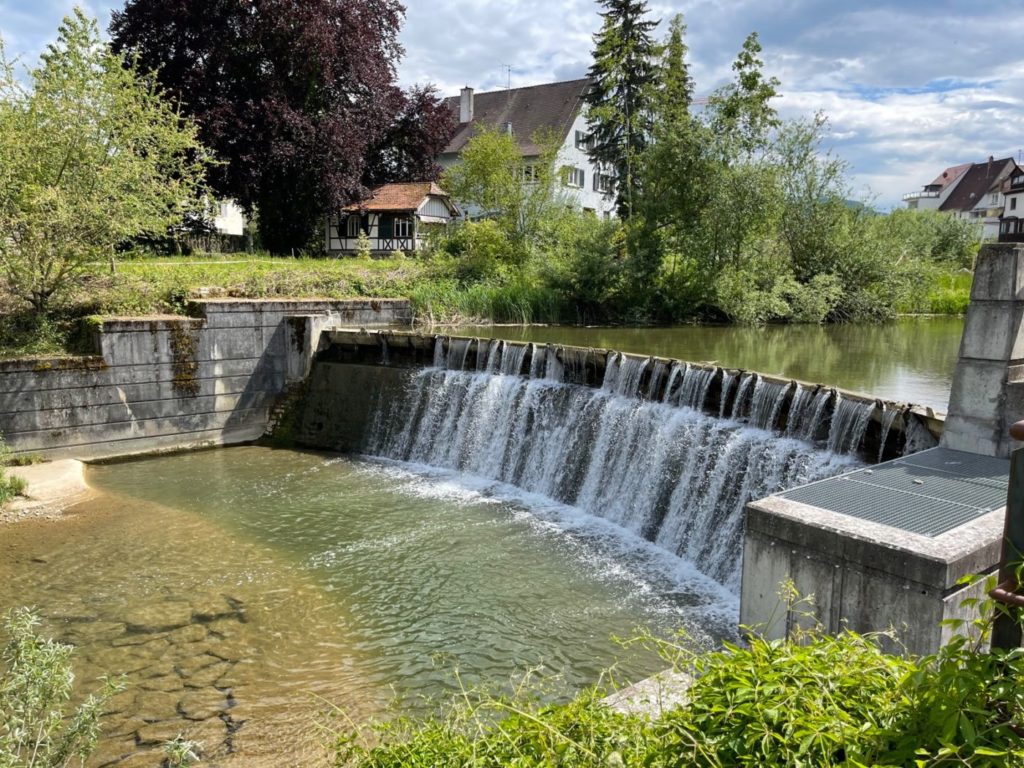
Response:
460,86,474,123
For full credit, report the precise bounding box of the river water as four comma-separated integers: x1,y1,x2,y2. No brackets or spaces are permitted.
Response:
452,317,965,411
0,317,963,765
0,446,731,766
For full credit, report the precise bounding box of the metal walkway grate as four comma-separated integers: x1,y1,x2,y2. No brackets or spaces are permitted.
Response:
778,447,1010,537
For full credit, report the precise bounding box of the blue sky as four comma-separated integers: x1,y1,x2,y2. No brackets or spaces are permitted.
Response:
2,0,1022,208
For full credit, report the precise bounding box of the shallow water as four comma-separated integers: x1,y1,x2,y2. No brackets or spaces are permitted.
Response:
452,317,964,411
0,446,732,766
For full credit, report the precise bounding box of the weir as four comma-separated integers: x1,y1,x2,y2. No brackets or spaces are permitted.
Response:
288,330,940,593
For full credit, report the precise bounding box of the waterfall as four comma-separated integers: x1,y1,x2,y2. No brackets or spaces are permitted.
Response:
671,364,715,411
747,377,790,431
877,405,901,463
729,373,756,420
366,368,855,590
827,395,875,454
786,386,832,442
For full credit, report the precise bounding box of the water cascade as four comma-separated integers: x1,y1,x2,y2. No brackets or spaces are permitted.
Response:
364,338,872,590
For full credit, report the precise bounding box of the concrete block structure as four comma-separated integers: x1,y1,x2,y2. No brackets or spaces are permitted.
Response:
741,243,1022,655
0,299,410,460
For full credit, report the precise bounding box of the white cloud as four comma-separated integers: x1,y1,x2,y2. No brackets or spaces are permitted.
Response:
2,0,1022,208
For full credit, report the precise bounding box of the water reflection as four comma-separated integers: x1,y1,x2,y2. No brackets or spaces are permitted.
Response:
452,318,963,411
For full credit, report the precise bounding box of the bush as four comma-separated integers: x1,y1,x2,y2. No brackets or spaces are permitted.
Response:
0,608,121,768
0,439,27,504
336,582,1024,768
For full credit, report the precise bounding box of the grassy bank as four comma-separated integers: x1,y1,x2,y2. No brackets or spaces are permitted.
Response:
0,253,973,358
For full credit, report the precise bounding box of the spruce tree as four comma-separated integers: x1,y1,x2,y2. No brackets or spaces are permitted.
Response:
584,0,659,219
657,14,694,124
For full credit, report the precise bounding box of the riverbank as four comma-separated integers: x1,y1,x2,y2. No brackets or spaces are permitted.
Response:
0,459,92,524
0,254,972,359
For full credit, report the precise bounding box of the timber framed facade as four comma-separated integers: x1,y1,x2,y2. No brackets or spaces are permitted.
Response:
325,182,458,256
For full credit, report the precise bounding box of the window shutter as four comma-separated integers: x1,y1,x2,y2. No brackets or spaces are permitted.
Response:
379,214,394,239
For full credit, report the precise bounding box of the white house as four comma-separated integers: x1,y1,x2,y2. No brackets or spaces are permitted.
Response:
999,168,1024,243
905,157,1020,240
213,199,245,237
902,163,970,211
325,182,459,255
440,79,617,219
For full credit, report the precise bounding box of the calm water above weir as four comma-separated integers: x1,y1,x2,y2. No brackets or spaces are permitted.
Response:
452,317,964,411
0,446,732,765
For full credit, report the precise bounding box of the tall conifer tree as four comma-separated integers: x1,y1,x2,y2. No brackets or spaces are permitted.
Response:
584,0,659,219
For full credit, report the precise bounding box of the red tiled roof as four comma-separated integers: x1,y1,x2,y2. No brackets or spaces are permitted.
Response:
442,78,592,158
928,163,971,189
344,182,452,213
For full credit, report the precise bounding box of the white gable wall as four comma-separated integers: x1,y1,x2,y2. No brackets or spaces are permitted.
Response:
556,111,617,218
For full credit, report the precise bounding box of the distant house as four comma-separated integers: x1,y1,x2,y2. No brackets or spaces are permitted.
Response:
905,157,1020,240
903,163,971,211
213,199,245,237
325,182,459,255
440,79,616,219
999,168,1024,243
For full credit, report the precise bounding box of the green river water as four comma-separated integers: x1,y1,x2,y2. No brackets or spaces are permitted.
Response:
453,316,965,411
0,317,965,765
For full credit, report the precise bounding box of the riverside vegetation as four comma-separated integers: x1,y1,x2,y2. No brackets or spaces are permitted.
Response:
5,583,1019,768
0,6,980,358
331,581,1024,768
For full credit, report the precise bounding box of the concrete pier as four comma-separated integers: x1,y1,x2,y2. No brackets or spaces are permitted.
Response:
944,244,1024,457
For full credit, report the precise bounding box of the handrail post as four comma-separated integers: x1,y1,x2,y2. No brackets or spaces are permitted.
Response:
990,420,1024,649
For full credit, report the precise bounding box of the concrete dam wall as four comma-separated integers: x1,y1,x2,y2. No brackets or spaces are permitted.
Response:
0,299,410,459
291,329,943,464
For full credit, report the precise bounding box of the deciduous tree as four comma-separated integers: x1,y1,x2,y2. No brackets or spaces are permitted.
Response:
0,10,209,312
110,0,454,254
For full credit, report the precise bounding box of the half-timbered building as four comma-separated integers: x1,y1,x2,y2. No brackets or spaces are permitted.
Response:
325,182,459,255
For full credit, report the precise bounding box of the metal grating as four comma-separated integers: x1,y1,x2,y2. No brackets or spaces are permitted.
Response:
778,448,1010,537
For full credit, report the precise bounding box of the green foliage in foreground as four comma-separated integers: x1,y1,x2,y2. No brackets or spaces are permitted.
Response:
0,440,27,504
335,587,1024,768
0,608,120,768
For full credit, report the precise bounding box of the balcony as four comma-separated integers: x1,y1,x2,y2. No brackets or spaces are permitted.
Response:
902,190,941,202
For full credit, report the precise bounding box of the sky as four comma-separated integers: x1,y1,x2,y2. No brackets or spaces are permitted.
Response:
2,0,1022,209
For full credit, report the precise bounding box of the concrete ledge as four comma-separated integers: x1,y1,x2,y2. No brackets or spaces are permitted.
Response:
602,669,694,718
0,299,412,460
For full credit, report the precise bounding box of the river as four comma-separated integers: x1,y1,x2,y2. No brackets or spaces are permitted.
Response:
452,316,965,411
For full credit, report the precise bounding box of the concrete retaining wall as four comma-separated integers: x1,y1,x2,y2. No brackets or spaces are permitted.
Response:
0,299,410,460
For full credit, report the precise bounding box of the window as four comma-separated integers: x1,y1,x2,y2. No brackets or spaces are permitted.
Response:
574,130,594,151
1012,197,1018,211
394,217,412,238
346,214,361,237
990,192,999,204
593,172,614,195
516,164,537,183
562,166,584,188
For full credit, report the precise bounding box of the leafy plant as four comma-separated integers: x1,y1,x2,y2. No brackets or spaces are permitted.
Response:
163,736,201,768
0,608,122,768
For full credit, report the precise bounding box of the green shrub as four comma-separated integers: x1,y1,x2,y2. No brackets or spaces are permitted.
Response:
336,582,1024,768
0,608,121,768
0,439,27,504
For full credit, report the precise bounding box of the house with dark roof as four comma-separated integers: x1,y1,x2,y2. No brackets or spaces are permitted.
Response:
939,157,1020,240
441,79,616,218
905,156,1020,240
998,168,1024,243
325,182,459,255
